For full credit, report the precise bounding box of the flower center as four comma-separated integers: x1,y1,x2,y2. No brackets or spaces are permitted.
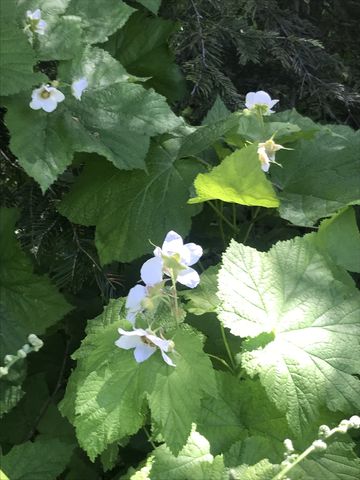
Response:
141,336,155,347
40,89,51,99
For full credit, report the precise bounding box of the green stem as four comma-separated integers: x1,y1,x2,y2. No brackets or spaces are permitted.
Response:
242,206,260,244
143,426,156,450
208,201,239,234
170,272,180,326
232,203,237,231
208,354,234,373
220,323,236,370
272,445,315,480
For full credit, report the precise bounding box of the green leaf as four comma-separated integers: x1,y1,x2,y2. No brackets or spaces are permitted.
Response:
198,373,288,459
4,48,181,191
182,265,220,315
151,429,226,480
136,0,161,14
0,384,24,418
1,436,74,480
229,459,280,480
314,207,360,273
188,144,279,207
218,237,360,436
0,3,45,95
202,96,231,126
67,0,135,44
37,15,83,60
61,299,215,459
272,126,360,226
59,141,202,264
0,208,71,356
106,11,186,101
149,328,217,454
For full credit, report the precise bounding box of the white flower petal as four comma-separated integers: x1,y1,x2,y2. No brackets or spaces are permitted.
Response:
140,256,163,286
245,91,256,109
71,77,88,100
153,246,162,257
126,310,137,325
176,267,200,288
32,9,41,20
29,99,41,110
146,335,170,351
51,88,65,103
41,98,58,113
253,90,272,106
261,162,270,172
118,327,148,336
115,335,143,350
134,344,156,363
161,230,184,256
126,284,147,311
269,99,279,108
182,242,203,266
161,350,176,367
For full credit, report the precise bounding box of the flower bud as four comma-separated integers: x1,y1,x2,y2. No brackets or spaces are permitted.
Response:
312,439,327,451
318,425,331,438
338,419,350,433
349,415,360,429
17,349,27,358
283,438,294,454
0,366,9,377
4,355,14,364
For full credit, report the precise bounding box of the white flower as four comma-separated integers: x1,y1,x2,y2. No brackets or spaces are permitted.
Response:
26,9,47,35
245,90,279,115
71,77,88,100
142,231,203,289
115,328,176,366
125,256,163,324
257,138,285,172
30,84,65,112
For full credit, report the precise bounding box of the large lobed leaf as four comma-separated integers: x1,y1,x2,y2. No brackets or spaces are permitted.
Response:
188,144,279,208
217,236,360,436
60,299,216,459
59,140,202,264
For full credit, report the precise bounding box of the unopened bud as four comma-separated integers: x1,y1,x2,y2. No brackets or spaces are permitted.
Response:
17,349,27,358
4,355,14,364
312,439,327,452
338,419,350,433
318,425,331,438
283,439,294,454
27,334,43,351
349,416,360,429
0,366,9,377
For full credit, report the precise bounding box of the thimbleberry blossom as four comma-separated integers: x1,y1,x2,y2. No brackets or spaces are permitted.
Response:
125,256,163,324
245,90,279,115
26,9,47,35
71,77,88,100
30,84,65,113
115,328,176,366
142,231,203,289
257,138,285,172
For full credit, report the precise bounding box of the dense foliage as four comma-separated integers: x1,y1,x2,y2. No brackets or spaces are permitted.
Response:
1,1,360,479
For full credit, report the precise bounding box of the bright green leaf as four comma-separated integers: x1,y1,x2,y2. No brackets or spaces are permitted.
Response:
151,429,226,480
59,141,202,264
0,208,71,356
188,144,279,207
218,237,360,436
136,0,161,14
149,328,217,454
202,96,231,126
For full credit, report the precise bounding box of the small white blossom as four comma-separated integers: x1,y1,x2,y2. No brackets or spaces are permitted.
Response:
26,9,47,35
125,256,163,324
71,77,88,100
115,328,176,366
257,138,285,172
142,231,203,289
311,439,327,452
30,84,65,113
245,90,279,114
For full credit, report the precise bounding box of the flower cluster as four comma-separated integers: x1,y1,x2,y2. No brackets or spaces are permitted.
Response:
115,231,203,366
257,137,286,172
26,9,47,35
